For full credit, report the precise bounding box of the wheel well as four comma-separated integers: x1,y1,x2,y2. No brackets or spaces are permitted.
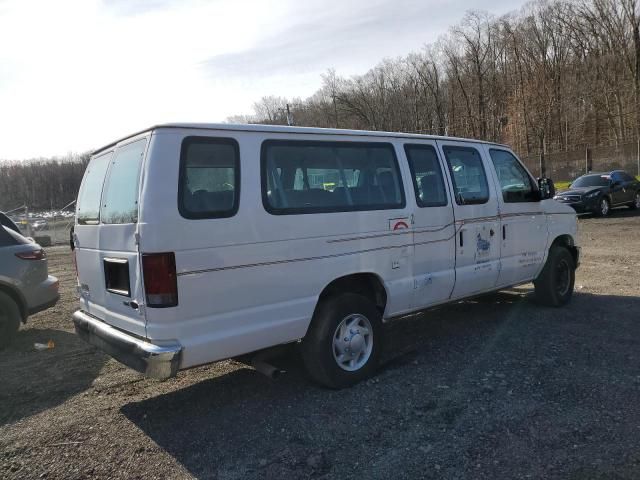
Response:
550,235,579,266
0,283,27,321
317,273,388,315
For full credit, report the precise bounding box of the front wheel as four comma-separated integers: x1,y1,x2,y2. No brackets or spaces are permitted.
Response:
0,291,21,350
534,246,576,307
301,293,382,389
629,192,640,210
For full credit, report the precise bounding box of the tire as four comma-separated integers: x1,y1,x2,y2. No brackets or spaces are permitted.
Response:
594,196,610,217
301,293,382,389
0,291,21,350
629,191,640,210
534,246,576,307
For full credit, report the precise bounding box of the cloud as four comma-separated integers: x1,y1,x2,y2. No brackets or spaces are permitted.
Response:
101,0,185,16
201,0,518,79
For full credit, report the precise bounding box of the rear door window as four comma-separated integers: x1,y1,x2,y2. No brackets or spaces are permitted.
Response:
76,152,112,225
0,226,17,247
0,225,29,246
101,139,147,224
178,137,240,219
442,146,490,205
404,144,448,207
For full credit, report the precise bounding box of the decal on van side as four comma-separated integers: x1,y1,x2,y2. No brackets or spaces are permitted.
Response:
389,218,410,231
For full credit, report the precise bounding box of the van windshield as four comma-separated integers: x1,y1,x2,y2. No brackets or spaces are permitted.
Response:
76,152,113,225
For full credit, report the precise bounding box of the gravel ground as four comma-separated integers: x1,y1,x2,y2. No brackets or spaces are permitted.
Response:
1,209,639,479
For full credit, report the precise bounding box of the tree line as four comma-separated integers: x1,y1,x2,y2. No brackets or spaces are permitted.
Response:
236,0,640,163
0,154,90,212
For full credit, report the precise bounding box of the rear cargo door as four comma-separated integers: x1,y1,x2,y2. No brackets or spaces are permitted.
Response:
74,137,148,337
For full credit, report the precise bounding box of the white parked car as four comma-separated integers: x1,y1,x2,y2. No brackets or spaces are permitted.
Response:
72,124,579,388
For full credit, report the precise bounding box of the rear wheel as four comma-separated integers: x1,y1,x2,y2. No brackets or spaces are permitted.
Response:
595,197,610,217
534,247,576,307
301,293,382,389
629,192,640,210
0,291,21,350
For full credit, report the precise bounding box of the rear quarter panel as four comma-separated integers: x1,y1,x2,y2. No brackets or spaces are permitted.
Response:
0,244,49,310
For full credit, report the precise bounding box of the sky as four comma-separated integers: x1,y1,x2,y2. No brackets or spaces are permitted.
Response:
0,0,528,161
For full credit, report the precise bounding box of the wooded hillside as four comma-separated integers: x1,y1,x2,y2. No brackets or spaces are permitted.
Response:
242,0,639,162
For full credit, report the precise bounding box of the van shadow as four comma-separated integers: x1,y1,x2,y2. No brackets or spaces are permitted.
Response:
0,328,107,426
121,290,640,479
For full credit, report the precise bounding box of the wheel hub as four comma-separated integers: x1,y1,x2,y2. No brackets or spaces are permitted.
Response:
333,314,373,372
345,329,365,356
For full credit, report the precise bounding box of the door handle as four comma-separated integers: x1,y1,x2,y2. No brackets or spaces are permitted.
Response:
459,230,464,247
502,225,506,240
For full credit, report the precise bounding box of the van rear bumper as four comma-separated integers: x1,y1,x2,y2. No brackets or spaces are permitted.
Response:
72,310,182,380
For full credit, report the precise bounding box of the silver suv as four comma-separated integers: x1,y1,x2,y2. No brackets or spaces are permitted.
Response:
0,223,59,349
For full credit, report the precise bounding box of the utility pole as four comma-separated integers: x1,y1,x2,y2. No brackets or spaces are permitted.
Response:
286,104,293,127
25,205,31,238
586,145,589,174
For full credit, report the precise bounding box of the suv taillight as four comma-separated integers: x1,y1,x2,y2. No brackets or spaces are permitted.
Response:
15,249,46,260
142,252,178,308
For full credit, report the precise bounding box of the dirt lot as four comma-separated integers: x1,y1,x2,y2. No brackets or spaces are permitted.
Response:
1,210,640,480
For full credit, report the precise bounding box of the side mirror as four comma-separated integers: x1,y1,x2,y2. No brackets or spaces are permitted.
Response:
611,180,621,188
537,177,556,200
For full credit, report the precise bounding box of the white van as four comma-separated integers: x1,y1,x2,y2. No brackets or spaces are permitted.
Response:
72,124,579,388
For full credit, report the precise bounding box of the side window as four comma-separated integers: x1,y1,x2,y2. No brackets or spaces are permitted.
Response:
178,137,240,219
101,139,147,224
442,146,490,205
76,151,113,225
404,144,448,207
488,149,537,203
262,140,404,214
0,226,17,247
612,172,634,183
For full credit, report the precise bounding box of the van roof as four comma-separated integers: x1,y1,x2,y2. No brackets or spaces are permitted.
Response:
93,123,509,155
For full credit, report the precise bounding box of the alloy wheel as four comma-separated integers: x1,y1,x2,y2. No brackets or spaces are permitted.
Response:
332,314,373,372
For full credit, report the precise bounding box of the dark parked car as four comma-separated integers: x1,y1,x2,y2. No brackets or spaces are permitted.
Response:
554,170,640,216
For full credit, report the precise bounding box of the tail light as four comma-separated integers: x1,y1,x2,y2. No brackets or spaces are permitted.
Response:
142,252,178,308
15,249,46,260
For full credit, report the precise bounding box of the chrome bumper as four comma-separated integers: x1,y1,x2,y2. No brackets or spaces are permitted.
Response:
72,310,182,380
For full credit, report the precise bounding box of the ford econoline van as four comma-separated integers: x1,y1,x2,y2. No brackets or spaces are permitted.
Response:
72,124,579,388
